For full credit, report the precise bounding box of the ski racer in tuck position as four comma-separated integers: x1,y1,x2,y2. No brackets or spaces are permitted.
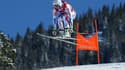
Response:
52,0,76,38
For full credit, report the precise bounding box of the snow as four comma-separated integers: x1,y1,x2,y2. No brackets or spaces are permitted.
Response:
43,63,125,70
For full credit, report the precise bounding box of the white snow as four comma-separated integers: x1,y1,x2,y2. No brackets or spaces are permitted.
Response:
43,63,125,70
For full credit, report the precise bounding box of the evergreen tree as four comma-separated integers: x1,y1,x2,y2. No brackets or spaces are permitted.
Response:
15,33,23,70
0,32,16,70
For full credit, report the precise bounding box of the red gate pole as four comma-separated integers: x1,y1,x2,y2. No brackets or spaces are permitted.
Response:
76,48,79,65
94,19,100,64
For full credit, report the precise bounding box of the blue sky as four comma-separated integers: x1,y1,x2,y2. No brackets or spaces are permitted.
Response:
0,0,125,38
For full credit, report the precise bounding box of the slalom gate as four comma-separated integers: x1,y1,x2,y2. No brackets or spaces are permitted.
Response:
75,19,100,65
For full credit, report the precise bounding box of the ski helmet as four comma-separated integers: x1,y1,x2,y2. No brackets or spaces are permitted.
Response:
53,0,62,7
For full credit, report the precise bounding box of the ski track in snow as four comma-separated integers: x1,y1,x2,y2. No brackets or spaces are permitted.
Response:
42,63,125,70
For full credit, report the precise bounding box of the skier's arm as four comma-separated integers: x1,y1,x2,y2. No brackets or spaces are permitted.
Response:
66,4,72,17
64,4,72,23
66,4,76,24
67,4,76,19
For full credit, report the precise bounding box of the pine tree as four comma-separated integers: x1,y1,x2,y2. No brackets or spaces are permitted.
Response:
23,27,34,70
0,32,16,70
15,33,23,70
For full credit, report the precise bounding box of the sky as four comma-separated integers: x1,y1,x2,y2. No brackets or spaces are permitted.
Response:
0,0,125,38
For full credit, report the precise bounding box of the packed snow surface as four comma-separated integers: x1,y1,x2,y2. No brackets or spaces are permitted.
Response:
43,63,125,70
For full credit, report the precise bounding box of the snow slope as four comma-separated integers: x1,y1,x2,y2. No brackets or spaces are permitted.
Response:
43,63,125,70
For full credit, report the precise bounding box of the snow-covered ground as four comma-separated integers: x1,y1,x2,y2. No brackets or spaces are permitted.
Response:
43,63,125,70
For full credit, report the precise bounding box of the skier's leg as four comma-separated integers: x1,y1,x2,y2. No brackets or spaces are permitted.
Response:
53,16,64,36
63,15,70,29
65,15,74,33
63,15,71,37
57,16,65,37
70,11,76,33
58,17,64,30
52,17,58,36
69,19,73,33
53,17,57,30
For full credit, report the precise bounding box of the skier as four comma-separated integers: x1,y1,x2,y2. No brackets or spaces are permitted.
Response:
53,0,76,38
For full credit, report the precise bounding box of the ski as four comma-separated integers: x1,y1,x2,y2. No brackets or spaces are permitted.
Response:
37,33,78,40
72,31,88,35
37,33,78,45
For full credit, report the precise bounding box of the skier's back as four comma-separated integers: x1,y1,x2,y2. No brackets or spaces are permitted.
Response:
53,0,76,38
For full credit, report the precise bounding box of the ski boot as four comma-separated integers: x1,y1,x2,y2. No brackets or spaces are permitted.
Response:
69,26,73,33
63,28,71,38
52,30,57,36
